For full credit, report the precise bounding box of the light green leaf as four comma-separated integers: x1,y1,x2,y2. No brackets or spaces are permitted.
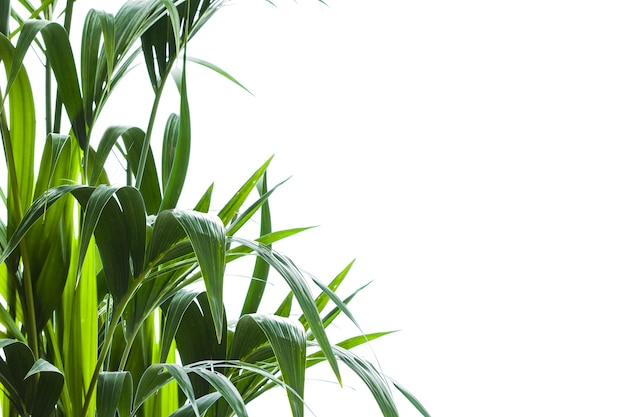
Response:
0,34,36,237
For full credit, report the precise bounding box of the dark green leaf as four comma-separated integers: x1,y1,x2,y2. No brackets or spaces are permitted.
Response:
97,372,134,417
25,358,64,417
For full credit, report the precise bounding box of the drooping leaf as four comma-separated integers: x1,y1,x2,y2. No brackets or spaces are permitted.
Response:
0,339,35,414
168,392,221,417
173,291,227,398
232,314,306,417
168,210,225,341
160,286,203,363
333,346,398,417
389,378,432,417
97,372,134,417
194,369,248,417
230,237,342,386
25,358,64,417
188,55,252,94
135,364,199,417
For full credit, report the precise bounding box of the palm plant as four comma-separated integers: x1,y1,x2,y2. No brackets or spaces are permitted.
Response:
0,1,430,416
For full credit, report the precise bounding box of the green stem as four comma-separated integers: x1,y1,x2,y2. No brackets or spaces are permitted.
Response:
135,78,167,190
45,321,73,416
79,300,125,417
45,57,52,135
79,266,150,417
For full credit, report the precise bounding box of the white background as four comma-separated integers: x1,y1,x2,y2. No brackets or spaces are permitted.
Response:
93,0,626,416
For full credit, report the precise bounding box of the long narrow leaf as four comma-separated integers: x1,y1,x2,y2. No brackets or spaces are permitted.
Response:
97,372,134,417
230,238,342,387
233,314,305,417
170,210,225,342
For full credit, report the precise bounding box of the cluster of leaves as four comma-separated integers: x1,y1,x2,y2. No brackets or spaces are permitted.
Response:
0,1,430,416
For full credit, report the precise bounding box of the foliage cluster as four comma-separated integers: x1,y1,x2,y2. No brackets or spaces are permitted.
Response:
0,1,429,416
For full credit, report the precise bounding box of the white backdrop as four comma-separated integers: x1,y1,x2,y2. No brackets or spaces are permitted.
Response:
91,0,626,416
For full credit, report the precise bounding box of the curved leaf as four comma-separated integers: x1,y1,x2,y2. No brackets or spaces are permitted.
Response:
194,369,248,417
187,55,252,94
389,378,431,417
135,364,199,417
25,359,64,417
39,22,87,149
170,210,225,341
232,314,306,417
333,346,398,417
97,371,134,417
230,237,342,387
169,392,221,417
160,286,203,363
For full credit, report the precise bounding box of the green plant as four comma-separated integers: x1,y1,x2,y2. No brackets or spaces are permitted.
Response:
0,1,430,416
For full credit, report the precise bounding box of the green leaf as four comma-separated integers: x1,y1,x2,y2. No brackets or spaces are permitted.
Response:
89,126,133,186
389,378,432,417
231,238,342,387
39,21,88,149
0,33,36,236
135,364,199,417
240,172,273,315
97,372,134,417
194,369,248,417
168,392,221,417
173,292,227,396
160,286,203,363
121,127,162,215
25,359,64,417
0,339,34,414
0,185,79,266
0,2,8,36
218,156,273,227
161,113,179,192
233,314,306,417
333,346,398,417
159,53,191,211
170,210,226,342
187,55,252,94
225,177,287,237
